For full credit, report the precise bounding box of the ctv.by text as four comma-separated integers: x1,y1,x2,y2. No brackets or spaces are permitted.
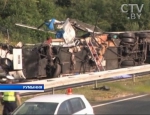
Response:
121,4,144,19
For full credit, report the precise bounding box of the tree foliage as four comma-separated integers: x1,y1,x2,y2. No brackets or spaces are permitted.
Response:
0,0,150,43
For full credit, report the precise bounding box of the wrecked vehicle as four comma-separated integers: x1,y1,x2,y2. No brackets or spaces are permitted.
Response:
0,18,150,80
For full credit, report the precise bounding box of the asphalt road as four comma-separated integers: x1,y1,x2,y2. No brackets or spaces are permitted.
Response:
92,94,150,114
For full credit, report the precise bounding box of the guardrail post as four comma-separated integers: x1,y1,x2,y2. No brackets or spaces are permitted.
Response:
52,87,55,94
95,80,98,89
132,74,135,82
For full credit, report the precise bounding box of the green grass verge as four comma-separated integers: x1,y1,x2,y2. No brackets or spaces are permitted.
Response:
0,75,150,113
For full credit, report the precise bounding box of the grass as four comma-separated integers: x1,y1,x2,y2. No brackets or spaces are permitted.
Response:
0,75,150,113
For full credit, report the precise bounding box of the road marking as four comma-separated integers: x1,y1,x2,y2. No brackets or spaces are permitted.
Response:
92,94,149,108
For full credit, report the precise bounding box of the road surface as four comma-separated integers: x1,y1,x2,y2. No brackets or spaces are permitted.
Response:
92,94,150,114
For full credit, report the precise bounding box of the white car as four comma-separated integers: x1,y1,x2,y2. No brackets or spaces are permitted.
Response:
12,94,94,115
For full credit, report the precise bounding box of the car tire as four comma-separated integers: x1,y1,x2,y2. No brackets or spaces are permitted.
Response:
121,60,135,67
119,32,135,38
121,38,135,44
0,58,13,70
52,64,61,78
138,33,149,38
52,47,60,55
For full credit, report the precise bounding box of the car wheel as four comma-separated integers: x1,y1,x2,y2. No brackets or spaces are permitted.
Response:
0,58,13,70
119,32,135,38
138,33,149,38
121,60,135,67
52,64,61,78
121,38,135,44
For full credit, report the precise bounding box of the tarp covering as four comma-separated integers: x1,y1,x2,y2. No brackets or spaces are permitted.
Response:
62,18,76,44
69,19,103,34
55,30,64,38
45,18,104,35
112,74,132,79
45,18,56,30
44,18,104,45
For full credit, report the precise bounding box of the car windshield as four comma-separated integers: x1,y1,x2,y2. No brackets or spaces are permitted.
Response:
12,102,59,115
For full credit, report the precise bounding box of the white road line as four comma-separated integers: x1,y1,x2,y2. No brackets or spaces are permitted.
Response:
92,94,149,108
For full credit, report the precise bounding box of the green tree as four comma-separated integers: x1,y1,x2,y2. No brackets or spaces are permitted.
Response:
0,0,150,43
55,0,72,7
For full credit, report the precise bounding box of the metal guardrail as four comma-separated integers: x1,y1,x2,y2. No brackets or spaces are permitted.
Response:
18,64,150,95
20,71,150,96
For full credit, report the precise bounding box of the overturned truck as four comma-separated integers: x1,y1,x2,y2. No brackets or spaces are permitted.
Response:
1,18,150,80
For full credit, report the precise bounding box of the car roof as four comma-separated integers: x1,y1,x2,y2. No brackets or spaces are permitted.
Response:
25,94,85,103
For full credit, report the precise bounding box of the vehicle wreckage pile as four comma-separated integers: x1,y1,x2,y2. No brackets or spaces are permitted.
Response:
0,18,150,81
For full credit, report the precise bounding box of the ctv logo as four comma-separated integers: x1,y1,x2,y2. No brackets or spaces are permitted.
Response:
121,4,144,19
